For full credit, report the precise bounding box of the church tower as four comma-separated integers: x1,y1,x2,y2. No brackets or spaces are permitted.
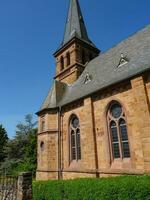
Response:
54,0,100,84
36,0,100,181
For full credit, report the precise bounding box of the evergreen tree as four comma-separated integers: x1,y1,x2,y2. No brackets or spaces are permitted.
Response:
0,124,8,163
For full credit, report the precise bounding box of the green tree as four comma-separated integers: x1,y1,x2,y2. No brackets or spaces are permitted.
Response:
16,114,37,136
15,128,37,175
0,124,8,164
1,114,37,176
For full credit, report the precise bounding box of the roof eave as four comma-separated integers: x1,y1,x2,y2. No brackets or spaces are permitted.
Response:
36,68,150,115
59,68,150,108
53,36,100,57
36,107,59,116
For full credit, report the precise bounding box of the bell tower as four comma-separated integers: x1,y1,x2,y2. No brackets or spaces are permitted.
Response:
54,0,100,84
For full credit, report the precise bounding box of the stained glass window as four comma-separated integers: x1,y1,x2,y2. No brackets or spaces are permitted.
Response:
110,121,120,158
71,130,76,160
107,101,130,160
70,115,81,161
76,129,81,160
110,103,122,118
119,119,130,158
71,117,79,129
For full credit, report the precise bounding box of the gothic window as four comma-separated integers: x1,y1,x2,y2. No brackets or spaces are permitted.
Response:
110,121,120,158
60,56,64,70
70,115,81,161
66,52,70,66
107,101,130,159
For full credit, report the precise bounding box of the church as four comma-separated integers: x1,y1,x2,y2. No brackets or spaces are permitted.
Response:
36,0,150,180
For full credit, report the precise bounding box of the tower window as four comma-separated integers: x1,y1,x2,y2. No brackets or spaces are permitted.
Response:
107,101,130,159
89,53,93,61
60,56,64,71
40,141,45,151
41,117,45,132
66,52,71,66
69,115,81,161
82,49,86,65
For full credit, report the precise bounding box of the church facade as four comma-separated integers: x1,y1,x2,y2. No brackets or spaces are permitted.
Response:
36,0,150,180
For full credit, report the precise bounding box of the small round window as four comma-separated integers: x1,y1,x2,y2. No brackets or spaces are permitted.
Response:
71,117,79,129
110,103,122,118
40,141,45,151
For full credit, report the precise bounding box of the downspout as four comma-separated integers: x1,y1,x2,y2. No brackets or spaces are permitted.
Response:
58,106,62,180
91,102,99,177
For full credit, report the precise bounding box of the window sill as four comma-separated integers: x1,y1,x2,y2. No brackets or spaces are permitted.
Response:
68,159,82,169
110,157,132,169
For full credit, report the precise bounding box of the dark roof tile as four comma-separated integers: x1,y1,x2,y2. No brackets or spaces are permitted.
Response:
39,25,150,112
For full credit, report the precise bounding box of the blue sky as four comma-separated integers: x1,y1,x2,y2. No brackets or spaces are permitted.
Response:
0,0,149,138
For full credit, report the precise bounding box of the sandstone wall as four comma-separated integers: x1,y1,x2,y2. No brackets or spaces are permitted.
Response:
36,74,150,180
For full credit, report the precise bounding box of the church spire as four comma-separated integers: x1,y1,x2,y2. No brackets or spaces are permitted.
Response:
61,0,96,48
54,0,100,84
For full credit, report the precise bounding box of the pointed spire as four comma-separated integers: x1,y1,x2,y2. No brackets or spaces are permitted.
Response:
61,0,96,47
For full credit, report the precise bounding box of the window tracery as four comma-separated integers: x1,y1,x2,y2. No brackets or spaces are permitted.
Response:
69,115,81,161
107,101,130,159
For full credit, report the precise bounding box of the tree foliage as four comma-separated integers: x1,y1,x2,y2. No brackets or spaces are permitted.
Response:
0,124,8,163
0,114,37,176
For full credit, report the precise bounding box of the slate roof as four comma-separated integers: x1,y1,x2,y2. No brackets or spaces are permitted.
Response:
38,25,150,113
59,0,97,49
40,81,67,110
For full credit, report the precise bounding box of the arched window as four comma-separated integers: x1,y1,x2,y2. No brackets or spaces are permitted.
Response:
40,141,45,151
66,52,70,66
41,117,45,132
107,101,130,159
89,53,93,61
69,115,81,161
82,49,86,65
60,56,64,70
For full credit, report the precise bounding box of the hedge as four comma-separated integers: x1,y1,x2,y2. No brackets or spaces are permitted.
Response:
33,176,150,200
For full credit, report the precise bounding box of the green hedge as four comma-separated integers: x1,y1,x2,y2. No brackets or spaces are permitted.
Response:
33,176,150,200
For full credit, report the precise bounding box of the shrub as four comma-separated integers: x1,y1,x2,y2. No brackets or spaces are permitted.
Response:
33,176,150,200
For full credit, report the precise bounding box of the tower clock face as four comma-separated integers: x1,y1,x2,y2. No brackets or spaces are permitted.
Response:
110,103,122,118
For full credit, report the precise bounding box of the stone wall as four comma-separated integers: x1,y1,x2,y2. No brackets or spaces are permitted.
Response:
17,172,32,200
36,74,150,180
36,112,58,180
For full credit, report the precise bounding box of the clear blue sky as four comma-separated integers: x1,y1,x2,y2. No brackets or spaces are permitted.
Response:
0,0,149,138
